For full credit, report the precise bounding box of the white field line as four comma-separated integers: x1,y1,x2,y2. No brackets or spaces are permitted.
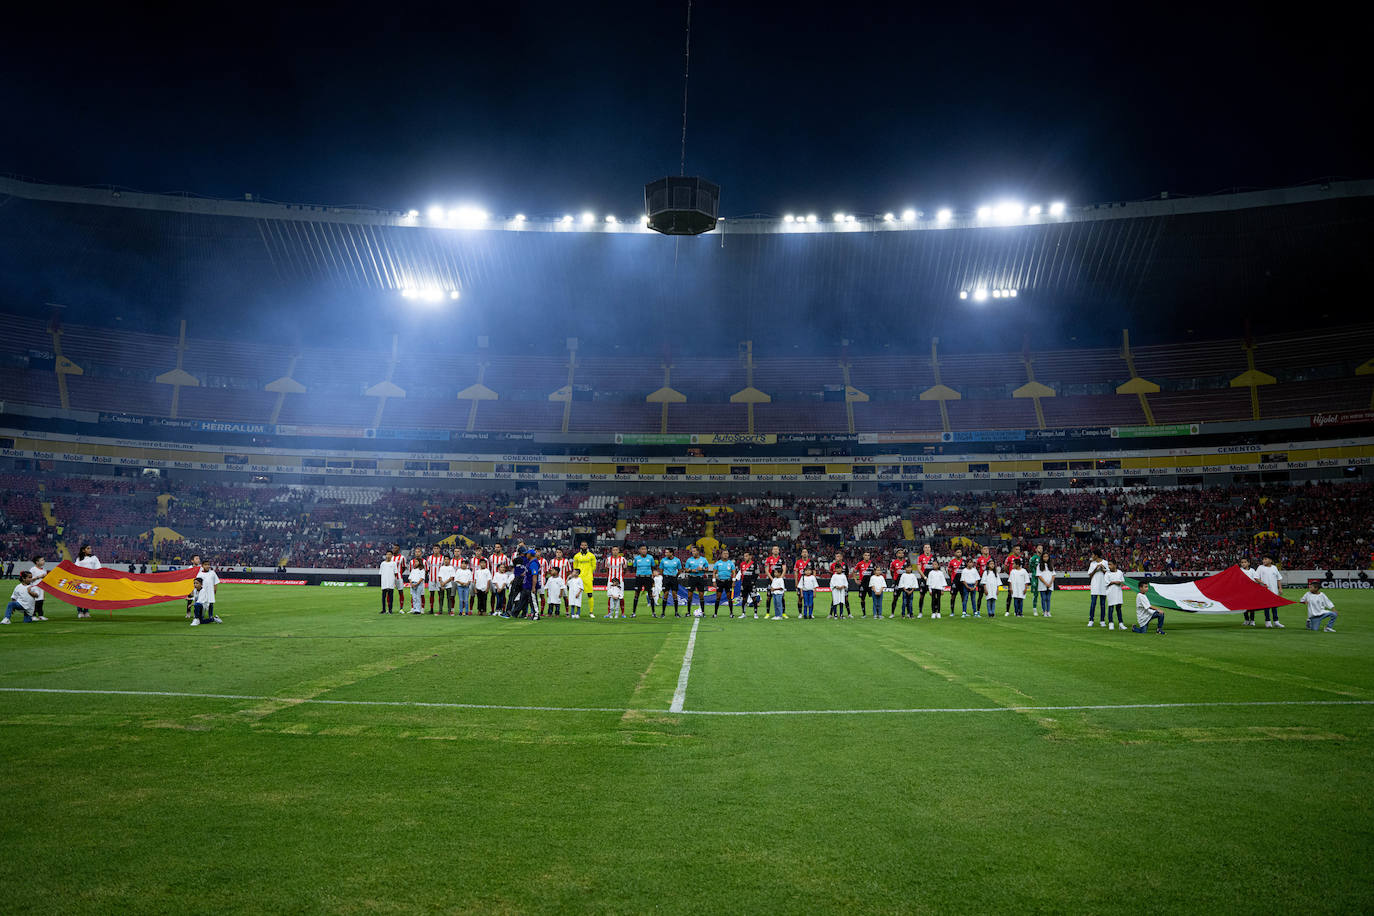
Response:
0,687,1371,717
669,617,701,713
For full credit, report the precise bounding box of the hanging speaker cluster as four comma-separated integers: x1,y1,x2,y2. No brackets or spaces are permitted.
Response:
644,176,720,236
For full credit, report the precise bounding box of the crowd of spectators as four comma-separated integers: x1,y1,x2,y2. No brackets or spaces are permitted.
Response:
1,471,1370,573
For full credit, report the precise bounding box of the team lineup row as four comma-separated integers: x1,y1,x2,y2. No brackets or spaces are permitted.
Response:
372,540,1193,629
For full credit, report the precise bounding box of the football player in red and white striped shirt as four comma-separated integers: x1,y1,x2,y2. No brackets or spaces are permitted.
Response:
488,543,509,582
604,546,627,619
425,547,444,613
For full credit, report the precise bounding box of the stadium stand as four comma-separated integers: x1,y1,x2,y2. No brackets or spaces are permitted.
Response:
4,470,1370,573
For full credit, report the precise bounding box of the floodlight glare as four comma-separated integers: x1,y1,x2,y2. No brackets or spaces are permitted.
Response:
959,290,968,300
973,288,988,301
605,214,617,224
561,214,574,224
449,290,461,300
784,213,795,222
976,206,993,220
834,212,846,222
806,214,818,223
1049,201,1066,216
996,202,1023,221
902,209,916,221
1028,205,1042,217
514,213,526,222
426,205,445,222
401,288,417,299
1009,288,1018,297
581,211,595,225
936,208,953,222
883,212,895,222
992,289,1002,298
845,214,856,223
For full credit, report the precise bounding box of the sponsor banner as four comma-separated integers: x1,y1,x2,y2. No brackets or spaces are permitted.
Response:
1312,410,1374,428
1026,427,1113,440
371,427,451,441
776,434,859,444
320,580,370,587
218,578,308,585
1112,423,1199,439
941,430,1027,443
690,433,777,445
1298,578,1373,589
615,434,691,445
198,421,275,435
276,424,370,439
856,432,944,444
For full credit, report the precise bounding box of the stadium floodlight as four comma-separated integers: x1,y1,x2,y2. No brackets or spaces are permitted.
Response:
845,214,857,223
1028,205,1042,217
784,213,795,222
976,206,993,221
834,212,846,223
605,214,617,224
973,288,988,301
959,290,968,300
902,209,916,221
806,213,818,223
640,214,650,224
581,211,595,225
402,209,419,222
995,201,1023,221
1009,288,1018,297
449,290,461,300
401,288,417,299
562,214,574,224
883,212,895,222
426,205,446,222
936,208,952,223
1049,201,1066,216
514,213,526,222
992,289,1002,298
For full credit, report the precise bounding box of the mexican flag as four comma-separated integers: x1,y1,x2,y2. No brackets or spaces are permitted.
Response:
1126,565,1296,615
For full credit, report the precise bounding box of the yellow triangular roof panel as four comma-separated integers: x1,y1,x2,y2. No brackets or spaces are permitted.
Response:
548,385,572,402
264,376,306,394
1355,359,1374,376
646,386,687,403
1229,369,1276,387
155,368,199,387
920,384,961,401
456,383,498,401
1116,376,1160,394
729,386,772,403
365,380,406,398
55,356,83,375
1012,381,1055,398
844,386,870,402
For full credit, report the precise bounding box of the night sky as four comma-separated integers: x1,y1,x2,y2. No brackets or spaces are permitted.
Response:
5,2,1364,217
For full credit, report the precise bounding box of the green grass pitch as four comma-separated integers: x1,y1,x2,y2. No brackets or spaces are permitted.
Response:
1,584,1371,914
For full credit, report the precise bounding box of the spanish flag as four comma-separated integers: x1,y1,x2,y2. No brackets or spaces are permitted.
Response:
38,561,200,611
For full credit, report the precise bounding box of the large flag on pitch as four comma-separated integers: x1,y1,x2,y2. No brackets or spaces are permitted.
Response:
1126,565,1296,614
38,561,200,611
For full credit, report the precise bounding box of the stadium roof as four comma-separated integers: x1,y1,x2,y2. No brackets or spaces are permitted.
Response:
2,175,1371,353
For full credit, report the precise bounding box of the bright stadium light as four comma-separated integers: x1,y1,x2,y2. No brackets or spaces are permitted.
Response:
401,288,417,299
581,211,595,225
992,289,1002,298
936,208,952,223
783,213,795,222
640,214,650,224
902,209,916,221
834,212,846,223
883,212,895,222
806,213,818,223
605,214,617,224
1049,201,1066,216
995,201,1023,221
562,214,574,224
514,213,526,222
959,290,968,300
449,290,461,300
1028,205,1042,217
1009,288,1018,297
845,214,857,223
976,206,993,221
426,205,445,222
973,288,988,302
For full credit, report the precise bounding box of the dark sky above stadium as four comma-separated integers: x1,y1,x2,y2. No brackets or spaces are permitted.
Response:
5,2,1364,215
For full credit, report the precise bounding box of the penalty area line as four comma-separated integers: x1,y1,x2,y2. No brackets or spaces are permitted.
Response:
0,688,1369,717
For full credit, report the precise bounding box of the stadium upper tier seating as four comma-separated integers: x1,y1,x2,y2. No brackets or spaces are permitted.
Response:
1,313,1370,433
2,471,1369,573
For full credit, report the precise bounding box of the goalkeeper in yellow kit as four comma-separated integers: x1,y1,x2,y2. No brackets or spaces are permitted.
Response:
572,541,598,618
